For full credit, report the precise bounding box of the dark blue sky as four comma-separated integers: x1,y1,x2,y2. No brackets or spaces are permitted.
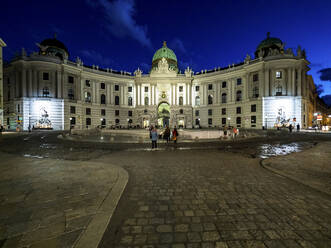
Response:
1,0,331,99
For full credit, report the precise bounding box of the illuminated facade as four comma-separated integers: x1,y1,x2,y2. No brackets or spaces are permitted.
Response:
3,33,320,130
0,38,6,126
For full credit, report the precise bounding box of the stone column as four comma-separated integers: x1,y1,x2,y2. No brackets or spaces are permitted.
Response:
76,75,81,100
137,85,140,105
110,83,114,104
297,68,302,96
93,82,97,103
154,84,157,105
107,83,111,105
28,70,33,97
21,69,26,97
292,68,296,96
264,70,269,97
141,85,144,106
51,71,56,98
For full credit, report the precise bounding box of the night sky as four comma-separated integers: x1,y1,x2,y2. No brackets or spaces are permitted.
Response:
1,0,331,103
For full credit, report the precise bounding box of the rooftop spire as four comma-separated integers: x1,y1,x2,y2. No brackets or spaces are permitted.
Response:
163,41,167,47
267,32,270,38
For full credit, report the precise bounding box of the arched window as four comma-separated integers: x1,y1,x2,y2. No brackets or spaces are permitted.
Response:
84,92,91,103
195,96,200,106
43,87,49,97
236,90,242,101
179,96,183,106
253,87,259,98
208,95,213,105
115,96,120,105
101,94,106,104
68,88,74,99
128,96,133,106
145,97,149,106
222,93,227,103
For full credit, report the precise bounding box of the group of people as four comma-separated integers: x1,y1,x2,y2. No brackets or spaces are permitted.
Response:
149,125,179,149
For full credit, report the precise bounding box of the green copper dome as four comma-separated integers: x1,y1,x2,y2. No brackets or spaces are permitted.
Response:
152,41,177,62
255,32,283,58
256,36,282,50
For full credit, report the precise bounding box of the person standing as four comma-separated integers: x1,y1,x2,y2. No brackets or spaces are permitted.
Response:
289,124,293,133
297,124,300,132
150,126,158,149
172,126,178,144
164,125,170,143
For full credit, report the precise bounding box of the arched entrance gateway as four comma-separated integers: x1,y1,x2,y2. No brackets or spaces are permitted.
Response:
158,102,170,127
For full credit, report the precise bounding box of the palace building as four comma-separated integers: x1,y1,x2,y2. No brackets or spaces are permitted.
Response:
2,33,321,131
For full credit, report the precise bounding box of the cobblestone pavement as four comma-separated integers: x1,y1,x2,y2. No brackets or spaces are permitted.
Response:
98,149,331,248
263,142,331,196
0,151,127,248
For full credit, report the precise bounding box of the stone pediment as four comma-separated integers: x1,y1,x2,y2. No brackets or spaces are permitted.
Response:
150,57,177,78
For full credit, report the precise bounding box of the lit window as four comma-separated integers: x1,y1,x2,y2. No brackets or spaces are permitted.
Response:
128,96,133,106
276,71,282,79
179,96,183,106
84,92,91,103
145,97,149,105
195,96,200,106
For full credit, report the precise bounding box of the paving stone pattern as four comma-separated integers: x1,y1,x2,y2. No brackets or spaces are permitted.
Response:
99,149,331,248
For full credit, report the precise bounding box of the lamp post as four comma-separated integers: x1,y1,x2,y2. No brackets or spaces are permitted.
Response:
265,115,268,130
69,117,72,134
227,117,231,128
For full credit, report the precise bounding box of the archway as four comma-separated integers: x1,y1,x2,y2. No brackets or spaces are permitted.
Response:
158,102,170,128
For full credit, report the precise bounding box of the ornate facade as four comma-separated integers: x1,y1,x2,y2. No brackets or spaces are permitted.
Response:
0,38,6,127
2,34,319,130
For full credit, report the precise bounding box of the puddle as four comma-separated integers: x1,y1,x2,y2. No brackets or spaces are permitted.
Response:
24,154,45,159
257,142,312,158
39,143,57,149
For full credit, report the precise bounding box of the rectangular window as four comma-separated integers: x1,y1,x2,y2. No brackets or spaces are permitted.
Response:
236,107,241,114
222,108,226,115
101,109,106,116
222,118,226,125
208,109,212,116
68,76,74,83
195,86,200,91
100,82,105,89
208,84,213,90
179,86,183,92
128,110,132,117
70,117,76,125
253,74,259,82
43,72,49,80
144,86,148,92
86,108,91,115
115,110,120,116
195,110,199,116
85,80,90,87
115,85,119,91
276,71,282,79
128,86,132,92
222,81,227,88
237,78,242,85
70,106,76,114
208,118,212,125
251,104,256,112
251,116,256,124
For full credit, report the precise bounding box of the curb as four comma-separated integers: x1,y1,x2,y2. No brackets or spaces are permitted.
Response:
74,165,129,248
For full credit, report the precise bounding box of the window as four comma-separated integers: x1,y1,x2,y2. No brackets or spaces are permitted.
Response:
144,109,148,114
253,87,259,98
208,118,212,125
276,71,282,79
84,92,91,103
43,72,49,80
86,118,91,126
101,109,106,116
128,119,132,124
128,110,132,117
101,118,106,126
179,86,183,92
208,95,213,105
128,86,132,92
208,84,213,90
222,118,226,125
70,106,76,114
115,85,119,91
101,94,106,104
276,85,282,96
115,110,119,116
236,107,241,114
236,117,241,125
179,109,184,114
145,96,149,105
144,86,148,92
179,96,183,106
222,81,227,88
115,96,120,105
70,117,76,125
195,119,200,125
100,82,105,89
43,87,49,97
253,74,259,82
115,119,120,124
251,104,256,112
68,89,74,99
17,104,20,113
237,78,242,85
85,80,90,87
195,86,200,91
251,116,256,124
195,96,200,106
236,90,242,101
86,108,91,115
221,93,227,103
195,110,199,116
208,109,212,116
222,108,226,115
68,76,74,83
128,96,133,106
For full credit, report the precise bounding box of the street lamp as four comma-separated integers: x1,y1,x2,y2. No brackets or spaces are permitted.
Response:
227,117,231,127
69,117,73,134
265,115,268,129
